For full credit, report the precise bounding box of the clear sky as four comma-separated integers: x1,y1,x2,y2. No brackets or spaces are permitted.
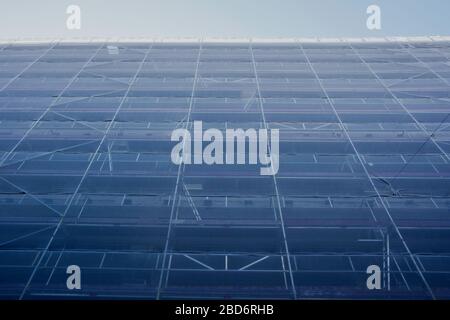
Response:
0,0,449,39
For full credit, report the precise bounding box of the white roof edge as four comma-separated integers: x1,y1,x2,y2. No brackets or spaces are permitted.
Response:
0,36,450,44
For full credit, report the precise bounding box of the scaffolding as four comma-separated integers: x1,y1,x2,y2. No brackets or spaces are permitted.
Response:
0,38,449,299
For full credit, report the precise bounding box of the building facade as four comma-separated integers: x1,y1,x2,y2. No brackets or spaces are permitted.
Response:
0,38,450,299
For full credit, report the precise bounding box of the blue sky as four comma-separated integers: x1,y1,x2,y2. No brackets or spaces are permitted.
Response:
1,0,449,39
